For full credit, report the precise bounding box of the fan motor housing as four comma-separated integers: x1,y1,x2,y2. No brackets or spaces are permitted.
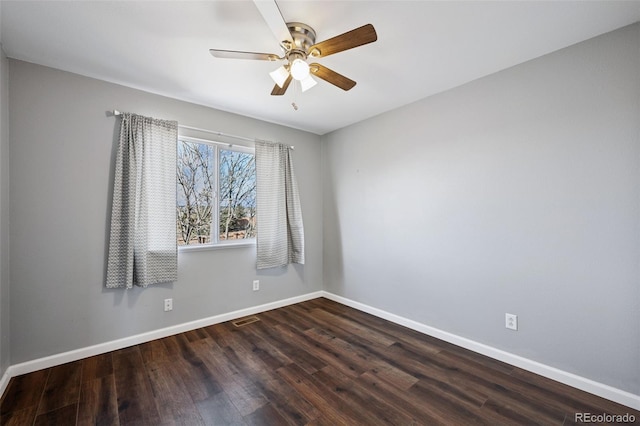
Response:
285,22,316,52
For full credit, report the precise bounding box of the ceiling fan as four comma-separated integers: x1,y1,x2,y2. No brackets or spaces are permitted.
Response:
209,0,378,96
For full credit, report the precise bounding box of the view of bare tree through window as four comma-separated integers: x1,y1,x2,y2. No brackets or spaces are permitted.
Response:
177,139,256,246
177,141,213,245
219,149,256,240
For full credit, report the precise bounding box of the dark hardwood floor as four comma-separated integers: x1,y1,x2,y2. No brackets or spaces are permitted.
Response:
1,297,638,425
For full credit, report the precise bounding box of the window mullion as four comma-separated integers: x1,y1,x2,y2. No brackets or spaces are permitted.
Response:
212,145,220,244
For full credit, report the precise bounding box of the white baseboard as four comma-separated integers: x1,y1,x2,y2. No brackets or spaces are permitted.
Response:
2,290,638,412
0,367,10,400
321,291,640,411
1,291,323,398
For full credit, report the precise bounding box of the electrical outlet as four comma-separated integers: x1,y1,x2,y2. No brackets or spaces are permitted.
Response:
505,313,518,331
164,298,173,312
253,280,260,291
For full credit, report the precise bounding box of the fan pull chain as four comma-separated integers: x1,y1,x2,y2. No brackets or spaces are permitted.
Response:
291,79,300,111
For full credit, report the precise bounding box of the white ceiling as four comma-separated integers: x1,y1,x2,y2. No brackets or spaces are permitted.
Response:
2,1,639,135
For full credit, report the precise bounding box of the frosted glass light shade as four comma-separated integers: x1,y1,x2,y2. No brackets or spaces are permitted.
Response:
290,58,310,81
269,65,289,88
300,75,317,92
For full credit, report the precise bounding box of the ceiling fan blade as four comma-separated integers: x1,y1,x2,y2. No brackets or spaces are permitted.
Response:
209,49,280,61
254,0,293,48
308,24,377,58
310,64,356,91
271,74,293,95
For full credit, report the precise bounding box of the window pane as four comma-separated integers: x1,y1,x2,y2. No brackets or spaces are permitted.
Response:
219,149,256,241
177,140,214,245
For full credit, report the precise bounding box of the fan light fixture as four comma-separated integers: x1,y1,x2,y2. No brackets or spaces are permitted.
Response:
269,65,289,88
270,57,316,92
290,58,310,80
299,75,317,92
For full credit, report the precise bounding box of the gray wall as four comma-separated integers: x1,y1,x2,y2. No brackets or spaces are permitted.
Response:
8,60,323,364
0,17,10,378
322,23,640,394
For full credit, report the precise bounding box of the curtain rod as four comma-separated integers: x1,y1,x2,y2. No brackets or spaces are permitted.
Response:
110,110,293,149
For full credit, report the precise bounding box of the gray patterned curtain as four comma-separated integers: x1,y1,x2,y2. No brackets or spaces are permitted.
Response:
106,113,178,288
255,141,305,269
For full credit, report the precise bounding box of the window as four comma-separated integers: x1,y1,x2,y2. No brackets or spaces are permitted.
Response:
177,137,256,247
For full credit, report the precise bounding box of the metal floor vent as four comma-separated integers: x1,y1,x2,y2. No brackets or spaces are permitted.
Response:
232,316,260,327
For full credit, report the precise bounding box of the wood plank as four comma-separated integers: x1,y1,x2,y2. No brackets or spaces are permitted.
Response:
221,336,275,383
479,396,563,425
510,367,640,417
412,347,566,424
203,322,238,349
435,349,603,419
310,298,447,354
0,406,38,426
276,363,375,425
357,370,450,425
407,378,489,424
37,361,82,415
236,320,294,367
304,326,418,391
184,327,209,342
274,323,365,379
0,369,49,415
81,353,113,383
77,376,119,426
366,362,418,391
386,342,490,408
348,336,490,408
138,338,170,365
157,334,181,356
228,324,290,373
195,391,247,426
34,403,78,426
167,333,224,402
112,347,162,425
260,305,317,332
246,316,327,374
254,376,321,424
312,366,417,425
145,361,206,425
305,306,397,347
189,338,267,416
221,342,321,424
243,403,289,425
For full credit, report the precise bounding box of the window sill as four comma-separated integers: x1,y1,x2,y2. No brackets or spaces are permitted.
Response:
178,240,256,252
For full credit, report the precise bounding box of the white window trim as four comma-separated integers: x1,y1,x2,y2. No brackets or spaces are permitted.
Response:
177,135,256,251
178,239,256,252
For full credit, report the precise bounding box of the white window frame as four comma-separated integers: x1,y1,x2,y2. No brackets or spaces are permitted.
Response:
177,135,256,252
